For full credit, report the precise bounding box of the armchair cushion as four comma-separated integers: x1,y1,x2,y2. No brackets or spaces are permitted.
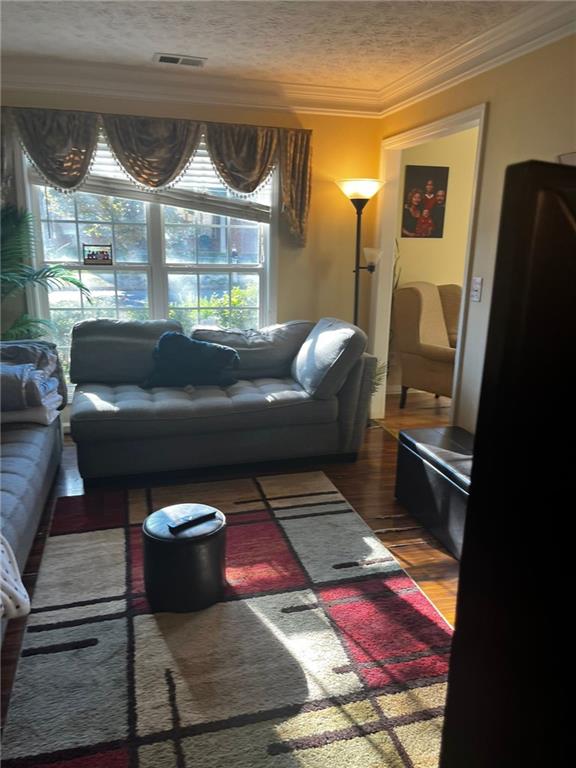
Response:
416,344,456,364
291,318,367,400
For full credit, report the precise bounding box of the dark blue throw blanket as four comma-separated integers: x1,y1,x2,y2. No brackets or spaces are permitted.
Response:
142,332,240,388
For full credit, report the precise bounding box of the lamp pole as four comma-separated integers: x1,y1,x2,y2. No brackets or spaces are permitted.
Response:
351,198,371,326
336,179,383,327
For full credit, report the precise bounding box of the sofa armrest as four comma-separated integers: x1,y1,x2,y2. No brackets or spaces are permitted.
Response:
337,352,377,452
292,318,368,400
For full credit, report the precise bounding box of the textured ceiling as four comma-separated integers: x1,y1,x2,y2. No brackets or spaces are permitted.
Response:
0,1,548,90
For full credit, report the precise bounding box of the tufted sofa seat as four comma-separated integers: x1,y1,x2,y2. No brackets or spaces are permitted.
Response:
71,379,337,441
69,318,376,479
1,421,62,572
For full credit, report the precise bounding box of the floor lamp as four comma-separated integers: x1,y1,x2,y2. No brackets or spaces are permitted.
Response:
336,178,383,325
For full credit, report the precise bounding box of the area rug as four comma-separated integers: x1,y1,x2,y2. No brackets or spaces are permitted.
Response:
2,471,452,768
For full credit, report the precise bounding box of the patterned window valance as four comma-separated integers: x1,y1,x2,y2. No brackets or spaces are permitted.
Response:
7,107,312,245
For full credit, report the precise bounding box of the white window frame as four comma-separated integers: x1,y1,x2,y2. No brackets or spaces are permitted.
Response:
22,149,279,331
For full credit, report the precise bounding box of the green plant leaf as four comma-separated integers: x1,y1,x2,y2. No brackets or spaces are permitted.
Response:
1,204,92,306
0,313,54,341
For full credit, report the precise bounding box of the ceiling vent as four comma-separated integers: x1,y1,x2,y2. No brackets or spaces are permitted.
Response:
153,53,206,68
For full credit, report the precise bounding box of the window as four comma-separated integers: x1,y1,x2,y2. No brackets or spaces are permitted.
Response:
28,137,275,375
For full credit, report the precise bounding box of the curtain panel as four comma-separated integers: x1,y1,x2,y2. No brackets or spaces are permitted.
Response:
280,129,312,246
205,123,278,194
13,108,99,191
102,115,202,188
10,107,312,245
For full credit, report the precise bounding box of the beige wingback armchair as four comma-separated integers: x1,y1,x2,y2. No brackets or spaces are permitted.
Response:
393,282,461,408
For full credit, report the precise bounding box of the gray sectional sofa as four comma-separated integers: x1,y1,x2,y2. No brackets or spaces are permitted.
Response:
1,341,65,599
69,317,376,480
1,420,62,572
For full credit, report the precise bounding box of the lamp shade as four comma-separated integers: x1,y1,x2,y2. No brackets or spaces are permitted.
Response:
363,247,382,266
336,178,383,200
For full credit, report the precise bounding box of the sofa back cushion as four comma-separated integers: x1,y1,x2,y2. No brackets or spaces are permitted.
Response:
191,320,315,379
291,318,367,399
70,319,183,384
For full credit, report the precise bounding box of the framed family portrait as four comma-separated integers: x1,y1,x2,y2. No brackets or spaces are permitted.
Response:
83,243,113,265
401,165,450,239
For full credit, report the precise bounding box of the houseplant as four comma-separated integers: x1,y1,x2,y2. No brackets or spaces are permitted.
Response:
0,204,90,340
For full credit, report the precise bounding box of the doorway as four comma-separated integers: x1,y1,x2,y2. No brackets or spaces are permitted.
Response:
369,105,486,425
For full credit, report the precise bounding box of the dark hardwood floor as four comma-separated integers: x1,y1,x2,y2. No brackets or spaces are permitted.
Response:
1,391,459,725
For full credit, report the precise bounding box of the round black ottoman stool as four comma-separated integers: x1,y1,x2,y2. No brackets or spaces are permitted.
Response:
142,503,226,612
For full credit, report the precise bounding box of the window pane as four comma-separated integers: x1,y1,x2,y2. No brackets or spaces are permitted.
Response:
116,271,149,309
198,227,227,264
79,223,113,250
46,269,81,309
165,226,197,264
48,309,86,376
228,309,259,329
198,308,232,327
111,198,146,223
118,308,150,321
113,224,148,263
76,192,112,222
229,225,260,264
39,187,75,220
81,271,116,308
168,308,199,331
232,273,259,307
168,274,198,307
199,273,230,307
42,222,78,262
164,206,202,225
164,206,224,227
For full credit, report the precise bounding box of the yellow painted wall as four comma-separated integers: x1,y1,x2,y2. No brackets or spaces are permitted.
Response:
396,127,479,286
1,90,382,330
381,34,576,432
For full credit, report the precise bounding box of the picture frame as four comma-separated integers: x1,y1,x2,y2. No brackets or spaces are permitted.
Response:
83,243,113,266
401,165,449,239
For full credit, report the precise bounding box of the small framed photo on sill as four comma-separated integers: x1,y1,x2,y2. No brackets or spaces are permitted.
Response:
83,243,113,265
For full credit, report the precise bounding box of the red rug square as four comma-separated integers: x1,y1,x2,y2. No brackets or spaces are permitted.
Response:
33,748,130,768
324,586,451,667
225,520,307,596
361,653,450,687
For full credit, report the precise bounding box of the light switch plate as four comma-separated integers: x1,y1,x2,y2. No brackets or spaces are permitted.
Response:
470,276,483,302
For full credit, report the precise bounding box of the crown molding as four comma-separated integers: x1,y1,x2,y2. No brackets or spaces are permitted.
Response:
0,57,383,118
377,3,576,117
1,4,574,118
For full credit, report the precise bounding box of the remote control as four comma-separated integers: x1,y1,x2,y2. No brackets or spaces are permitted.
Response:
168,511,218,534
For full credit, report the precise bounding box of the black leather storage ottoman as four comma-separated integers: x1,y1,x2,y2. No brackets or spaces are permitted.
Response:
395,426,474,559
143,503,227,612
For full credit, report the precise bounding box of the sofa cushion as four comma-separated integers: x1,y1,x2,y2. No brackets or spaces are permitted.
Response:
70,379,338,441
291,318,367,399
70,319,183,385
143,333,239,388
191,320,315,379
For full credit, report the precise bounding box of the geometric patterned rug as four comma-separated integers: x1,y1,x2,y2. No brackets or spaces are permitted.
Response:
2,471,452,768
